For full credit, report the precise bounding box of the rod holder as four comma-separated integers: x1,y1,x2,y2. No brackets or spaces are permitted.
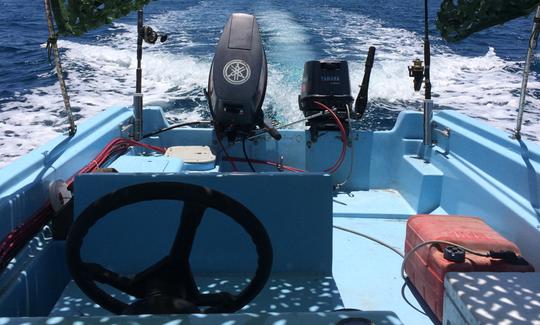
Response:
422,99,433,162
132,10,144,141
133,93,143,140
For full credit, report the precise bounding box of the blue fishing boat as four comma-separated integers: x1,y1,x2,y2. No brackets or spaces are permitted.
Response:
0,1,539,324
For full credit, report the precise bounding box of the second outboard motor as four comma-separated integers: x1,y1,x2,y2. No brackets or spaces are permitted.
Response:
207,13,275,140
298,47,376,139
299,60,354,137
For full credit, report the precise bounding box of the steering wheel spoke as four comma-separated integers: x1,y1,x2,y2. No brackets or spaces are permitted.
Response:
129,255,200,301
169,201,206,261
82,262,143,298
196,292,237,311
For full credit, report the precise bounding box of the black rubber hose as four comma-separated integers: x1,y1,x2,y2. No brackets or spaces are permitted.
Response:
142,121,211,139
242,137,256,172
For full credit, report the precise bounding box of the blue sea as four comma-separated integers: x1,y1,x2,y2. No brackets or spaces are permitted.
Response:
1,0,539,167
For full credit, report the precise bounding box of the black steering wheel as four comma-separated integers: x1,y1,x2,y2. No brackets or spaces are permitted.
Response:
65,182,273,315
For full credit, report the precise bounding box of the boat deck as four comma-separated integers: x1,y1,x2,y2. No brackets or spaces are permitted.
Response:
331,189,442,324
334,190,417,219
48,208,433,325
49,217,430,324
52,275,344,316
333,217,435,324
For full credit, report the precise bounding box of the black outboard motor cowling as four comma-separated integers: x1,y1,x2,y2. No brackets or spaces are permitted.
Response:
207,13,267,139
299,60,354,135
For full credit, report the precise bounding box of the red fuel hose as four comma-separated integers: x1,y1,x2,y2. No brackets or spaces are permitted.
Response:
313,101,348,174
216,133,238,172
0,138,166,271
226,102,348,175
0,111,348,271
224,157,306,173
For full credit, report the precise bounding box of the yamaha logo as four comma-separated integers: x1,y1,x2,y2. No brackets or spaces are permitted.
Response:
223,59,251,85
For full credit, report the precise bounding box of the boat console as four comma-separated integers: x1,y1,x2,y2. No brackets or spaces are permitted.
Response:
61,173,335,315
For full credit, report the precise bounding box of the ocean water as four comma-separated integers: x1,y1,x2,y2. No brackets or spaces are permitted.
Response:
1,0,539,168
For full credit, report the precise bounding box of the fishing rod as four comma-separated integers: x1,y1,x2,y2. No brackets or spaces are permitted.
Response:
132,10,168,140
422,0,433,157
423,0,432,101
408,0,433,162
133,10,144,141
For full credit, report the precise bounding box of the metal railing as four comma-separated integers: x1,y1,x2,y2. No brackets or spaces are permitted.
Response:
515,5,540,140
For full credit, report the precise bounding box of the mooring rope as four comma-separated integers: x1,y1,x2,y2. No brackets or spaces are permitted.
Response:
44,0,77,136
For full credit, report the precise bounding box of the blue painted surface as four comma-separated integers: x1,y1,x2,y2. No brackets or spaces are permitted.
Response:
429,111,540,270
333,190,415,219
332,217,433,325
0,107,539,323
74,173,333,274
0,106,133,240
108,155,184,173
51,275,343,316
0,311,404,324
367,112,424,190
397,155,443,213
0,238,68,317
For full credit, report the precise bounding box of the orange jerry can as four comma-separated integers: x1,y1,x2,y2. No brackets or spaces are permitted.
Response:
404,215,534,321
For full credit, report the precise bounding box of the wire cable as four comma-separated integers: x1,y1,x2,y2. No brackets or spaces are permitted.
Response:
336,104,354,188
313,101,348,174
401,240,490,281
242,137,256,172
244,102,347,176
224,157,305,173
247,111,330,141
333,225,404,258
142,120,211,139
0,137,167,272
333,225,494,284
216,133,238,172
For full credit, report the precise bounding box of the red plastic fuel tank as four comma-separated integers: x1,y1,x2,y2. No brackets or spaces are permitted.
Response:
404,215,534,321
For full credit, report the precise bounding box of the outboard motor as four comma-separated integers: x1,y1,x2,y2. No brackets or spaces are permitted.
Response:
299,60,354,137
298,47,375,139
207,13,276,140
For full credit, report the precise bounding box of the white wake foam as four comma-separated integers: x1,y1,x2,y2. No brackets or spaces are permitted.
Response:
317,7,540,138
0,38,211,168
1,4,539,168
256,9,316,123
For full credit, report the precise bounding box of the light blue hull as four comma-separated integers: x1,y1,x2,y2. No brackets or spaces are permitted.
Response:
0,106,538,324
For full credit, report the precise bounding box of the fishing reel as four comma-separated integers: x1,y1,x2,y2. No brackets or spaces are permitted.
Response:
408,58,424,92
132,10,169,140
141,25,168,44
